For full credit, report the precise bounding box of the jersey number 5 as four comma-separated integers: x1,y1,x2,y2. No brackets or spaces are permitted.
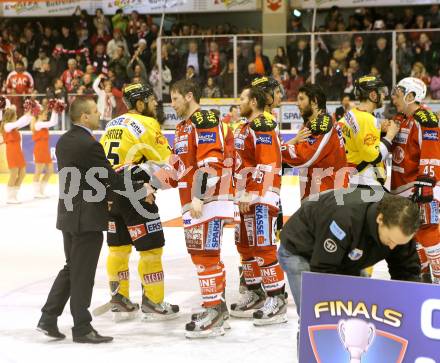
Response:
106,141,120,165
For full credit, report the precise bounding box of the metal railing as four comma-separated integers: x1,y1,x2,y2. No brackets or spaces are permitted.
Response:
157,29,440,99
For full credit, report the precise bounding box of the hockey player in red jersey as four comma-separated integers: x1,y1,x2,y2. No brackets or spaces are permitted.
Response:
281,83,348,200
166,79,235,337
230,86,287,325
390,77,440,283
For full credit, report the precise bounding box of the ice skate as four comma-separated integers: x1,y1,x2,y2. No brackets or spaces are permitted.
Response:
141,295,179,321
253,293,288,326
185,304,228,338
110,293,139,322
230,286,265,318
238,266,248,294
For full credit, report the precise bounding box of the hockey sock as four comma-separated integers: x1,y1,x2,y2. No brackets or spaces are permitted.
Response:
425,243,440,284
416,242,430,274
255,248,285,296
241,258,262,289
107,245,131,298
139,247,164,304
191,254,225,307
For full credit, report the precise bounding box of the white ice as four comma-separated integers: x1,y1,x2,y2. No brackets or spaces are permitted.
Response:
0,182,305,363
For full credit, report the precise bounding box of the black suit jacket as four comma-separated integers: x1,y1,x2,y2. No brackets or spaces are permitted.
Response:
56,125,140,232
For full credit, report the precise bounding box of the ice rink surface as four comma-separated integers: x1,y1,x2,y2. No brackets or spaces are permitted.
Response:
0,181,304,363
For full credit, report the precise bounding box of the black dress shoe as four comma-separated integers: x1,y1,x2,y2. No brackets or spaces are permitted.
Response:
37,322,66,340
73,330,113,344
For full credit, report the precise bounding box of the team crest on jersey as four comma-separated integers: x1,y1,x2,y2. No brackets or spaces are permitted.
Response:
392,146,405,164
423,130,438,141
198,132,216,144
256,135,272,145
323,238,337,253
363,133,377,146
348,248,363,261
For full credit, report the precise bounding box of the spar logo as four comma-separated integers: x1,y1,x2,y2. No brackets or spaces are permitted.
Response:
128,224,146,241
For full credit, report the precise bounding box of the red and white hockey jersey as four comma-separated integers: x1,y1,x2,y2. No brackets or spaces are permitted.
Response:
282,114,348,200
391,108,440,198
233,113,282,210
169,109,234,225
6,71,34,94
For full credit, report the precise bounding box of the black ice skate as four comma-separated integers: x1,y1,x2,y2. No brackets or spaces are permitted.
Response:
185,303,228,338
230,286,265,318
110,293,139,322
253,293,288,326
141,295,179,321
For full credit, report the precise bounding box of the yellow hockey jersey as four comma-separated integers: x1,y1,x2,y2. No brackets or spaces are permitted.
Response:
100,112,171,168
339,107,389,186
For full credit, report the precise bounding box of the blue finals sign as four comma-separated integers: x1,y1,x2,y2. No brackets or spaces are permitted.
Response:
299,272,440,363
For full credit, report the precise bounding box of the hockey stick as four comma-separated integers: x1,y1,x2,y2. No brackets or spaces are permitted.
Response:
92,302,112,317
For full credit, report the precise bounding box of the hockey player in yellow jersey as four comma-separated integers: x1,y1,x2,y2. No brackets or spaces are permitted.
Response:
99,83,179,321
339,76,400,187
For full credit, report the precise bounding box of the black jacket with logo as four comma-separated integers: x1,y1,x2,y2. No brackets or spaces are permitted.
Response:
280,188,420,281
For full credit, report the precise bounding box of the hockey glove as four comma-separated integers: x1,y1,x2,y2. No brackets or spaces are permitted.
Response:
411,175,436,203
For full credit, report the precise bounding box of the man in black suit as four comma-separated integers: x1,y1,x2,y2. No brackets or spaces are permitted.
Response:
37,97,150,343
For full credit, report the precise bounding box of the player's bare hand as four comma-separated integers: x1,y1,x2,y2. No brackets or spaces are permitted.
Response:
239,201,250,214
287,127,311,145
386,119,400,140
190,197,203,219
380,119,391,132
143,183,155,204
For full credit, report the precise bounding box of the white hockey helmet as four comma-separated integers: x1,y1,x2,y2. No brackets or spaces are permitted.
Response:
394,77,427,103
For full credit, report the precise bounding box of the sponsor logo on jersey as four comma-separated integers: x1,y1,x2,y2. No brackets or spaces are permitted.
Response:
329,221,346,240
128,119,146,138
118,270,129,280
429,201,439,224
205,219,221,250
256,135,272,145
255,204,270,246
348,248,363,261
183,218,192,225
143,271,164,285
108,221,116,233
344,112,359,134
234,138,245,150
423,130,438,141
363,133,377,146
146,220,163,234
107,117,125,128
392,146,405,164
184,224,204,250
394,130,409,144
155,132,167,145
307,136,317,145
198,132,216,144
128,224,147,241
244,216,255,246
323,238,337,253
175,140,188,155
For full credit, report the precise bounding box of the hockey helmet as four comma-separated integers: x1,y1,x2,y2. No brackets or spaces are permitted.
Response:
251,76,280,92
251,76,284,106
122,83,154,110
354,75,387,100
392,77,426,103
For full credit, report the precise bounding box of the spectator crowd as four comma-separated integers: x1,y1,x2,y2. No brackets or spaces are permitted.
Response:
0,4,439,123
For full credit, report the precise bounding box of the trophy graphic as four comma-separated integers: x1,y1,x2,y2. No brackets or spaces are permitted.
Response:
338,318,376,363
